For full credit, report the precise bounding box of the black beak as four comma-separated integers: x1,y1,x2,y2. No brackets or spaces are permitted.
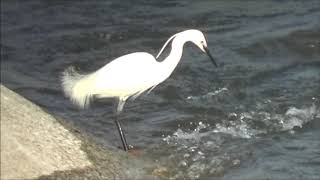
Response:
203,46,218,67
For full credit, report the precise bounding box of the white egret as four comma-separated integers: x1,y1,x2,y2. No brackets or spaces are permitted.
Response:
61,29,217,151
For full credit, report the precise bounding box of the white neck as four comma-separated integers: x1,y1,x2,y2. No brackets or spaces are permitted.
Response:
159,34,189,79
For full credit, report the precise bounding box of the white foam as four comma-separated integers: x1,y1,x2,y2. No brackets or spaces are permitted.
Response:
160,104,318,179
212,104,318,138
163,121,209,143
213,121,257,138
186,87,228,100
281,103,317,130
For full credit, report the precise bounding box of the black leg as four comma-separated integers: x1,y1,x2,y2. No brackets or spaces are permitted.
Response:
115,116,129,151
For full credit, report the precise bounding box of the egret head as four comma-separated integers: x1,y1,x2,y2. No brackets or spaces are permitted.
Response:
183,29,218,67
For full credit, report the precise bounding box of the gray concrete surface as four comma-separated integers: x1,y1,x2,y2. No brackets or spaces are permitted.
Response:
0,85,133,179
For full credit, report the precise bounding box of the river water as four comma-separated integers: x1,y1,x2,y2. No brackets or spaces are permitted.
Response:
2,0,320,179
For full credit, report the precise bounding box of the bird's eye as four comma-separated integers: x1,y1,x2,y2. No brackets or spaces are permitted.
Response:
200,41,204,44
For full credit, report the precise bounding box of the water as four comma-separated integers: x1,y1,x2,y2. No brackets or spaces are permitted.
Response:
2,0,320,179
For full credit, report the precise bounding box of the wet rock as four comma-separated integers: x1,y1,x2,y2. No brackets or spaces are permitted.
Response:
152,166,169,178
0,85,129,179
232,159,241,166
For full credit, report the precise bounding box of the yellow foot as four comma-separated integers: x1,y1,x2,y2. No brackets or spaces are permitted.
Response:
128,145,142,156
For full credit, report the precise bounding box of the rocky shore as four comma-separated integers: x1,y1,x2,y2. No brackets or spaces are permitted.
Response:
0,85,134,179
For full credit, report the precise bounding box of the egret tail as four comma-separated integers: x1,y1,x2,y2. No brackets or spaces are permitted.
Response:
61,66,95,108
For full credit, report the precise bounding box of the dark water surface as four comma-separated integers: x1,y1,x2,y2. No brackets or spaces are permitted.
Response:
2,0,320,179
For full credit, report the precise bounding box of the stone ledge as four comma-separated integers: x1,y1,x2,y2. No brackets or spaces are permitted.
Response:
0,85,130,179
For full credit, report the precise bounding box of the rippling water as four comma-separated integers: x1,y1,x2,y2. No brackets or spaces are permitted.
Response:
2,0,320,179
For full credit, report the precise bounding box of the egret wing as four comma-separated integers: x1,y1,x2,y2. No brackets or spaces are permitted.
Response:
93,52,161,98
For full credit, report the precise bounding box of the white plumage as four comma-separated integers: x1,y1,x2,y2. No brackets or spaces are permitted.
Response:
61,29,217,151
62,52,163,109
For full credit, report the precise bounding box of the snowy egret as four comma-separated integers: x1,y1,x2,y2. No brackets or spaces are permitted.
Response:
61,29,217,151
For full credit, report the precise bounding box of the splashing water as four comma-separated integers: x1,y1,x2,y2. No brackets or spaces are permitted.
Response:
2,1,320,179
213,103,318,138
282,104,317,130
158,103,319,179
186,87,228,101
163,121,209,144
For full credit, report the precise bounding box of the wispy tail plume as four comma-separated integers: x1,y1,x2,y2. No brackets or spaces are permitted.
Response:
61,66,95,108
